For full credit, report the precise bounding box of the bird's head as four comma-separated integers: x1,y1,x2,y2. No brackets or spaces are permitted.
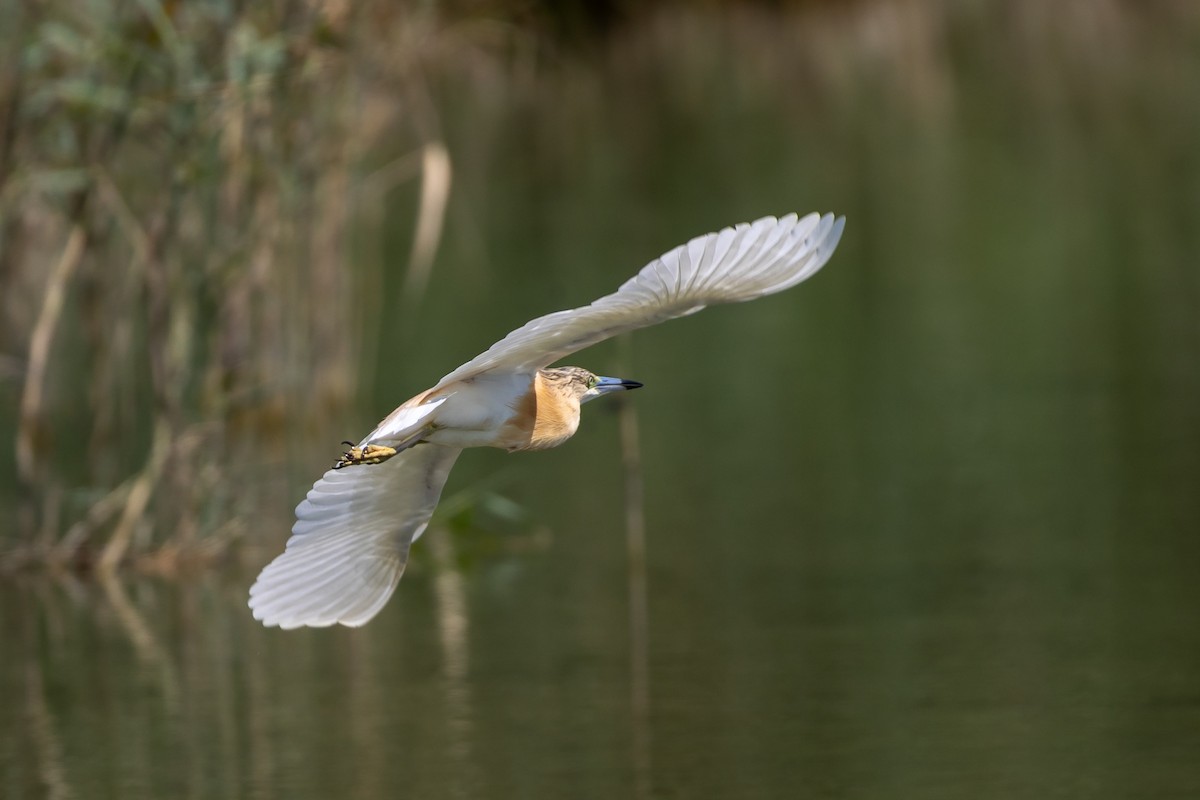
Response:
541,366,643,404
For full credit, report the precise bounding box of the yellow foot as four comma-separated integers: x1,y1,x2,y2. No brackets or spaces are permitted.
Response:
333,441,398,469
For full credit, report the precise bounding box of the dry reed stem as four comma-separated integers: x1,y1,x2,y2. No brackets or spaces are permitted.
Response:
96,419,171,574
402,141,452,310
17,224,87,491
617,335,652,800
52,476,135,563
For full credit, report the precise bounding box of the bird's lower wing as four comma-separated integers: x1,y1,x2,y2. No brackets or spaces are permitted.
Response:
433,212,844,388
248,444,462,629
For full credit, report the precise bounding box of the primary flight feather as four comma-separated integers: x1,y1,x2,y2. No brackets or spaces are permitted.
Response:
249,212,845,628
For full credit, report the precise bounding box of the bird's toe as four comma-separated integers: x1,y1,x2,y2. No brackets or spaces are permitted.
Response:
333,443,398,469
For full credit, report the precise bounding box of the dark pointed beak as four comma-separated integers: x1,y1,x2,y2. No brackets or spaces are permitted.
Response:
595,376,643,394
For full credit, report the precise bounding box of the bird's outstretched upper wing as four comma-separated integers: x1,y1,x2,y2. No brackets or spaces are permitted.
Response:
433,212,844,389
248,444,461,628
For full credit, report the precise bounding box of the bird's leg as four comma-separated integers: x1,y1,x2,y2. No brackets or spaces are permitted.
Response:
334,442,399,469
332,427,431,469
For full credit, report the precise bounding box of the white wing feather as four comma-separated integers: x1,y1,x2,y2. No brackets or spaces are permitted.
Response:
248,444,461,629
434,212,844,388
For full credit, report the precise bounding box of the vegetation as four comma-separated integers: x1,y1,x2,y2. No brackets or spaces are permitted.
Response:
1,0,1197,573
0,2,472,570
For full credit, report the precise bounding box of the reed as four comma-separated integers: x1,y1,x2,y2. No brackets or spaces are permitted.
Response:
0,2,485,571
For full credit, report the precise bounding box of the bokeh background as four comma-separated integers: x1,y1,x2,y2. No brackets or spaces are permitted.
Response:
2,1,1198,798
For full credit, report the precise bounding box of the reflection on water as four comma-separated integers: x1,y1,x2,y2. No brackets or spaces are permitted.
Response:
4,2,1200,798
3,499,1199,799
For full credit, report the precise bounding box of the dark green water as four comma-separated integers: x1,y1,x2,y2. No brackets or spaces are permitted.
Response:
4,5,1200,799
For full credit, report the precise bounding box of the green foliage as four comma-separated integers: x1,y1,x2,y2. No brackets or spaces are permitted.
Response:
0,1,437,565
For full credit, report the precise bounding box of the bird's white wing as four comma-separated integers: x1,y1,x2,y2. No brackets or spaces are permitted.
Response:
433,212,844,389
248,444,461,629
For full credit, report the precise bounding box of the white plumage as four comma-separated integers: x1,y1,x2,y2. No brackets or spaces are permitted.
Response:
249,212,845,628
249,445,461,628
434,212,843,387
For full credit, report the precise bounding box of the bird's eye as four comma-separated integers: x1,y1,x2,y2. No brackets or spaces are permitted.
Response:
587,376,598,389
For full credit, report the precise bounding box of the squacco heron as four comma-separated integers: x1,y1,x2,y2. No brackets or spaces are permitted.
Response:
249,212,844,628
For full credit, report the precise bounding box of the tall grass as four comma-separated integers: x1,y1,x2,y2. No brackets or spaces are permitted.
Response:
0,2,488,571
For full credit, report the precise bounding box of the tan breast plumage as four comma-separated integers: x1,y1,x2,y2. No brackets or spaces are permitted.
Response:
499,372,581,452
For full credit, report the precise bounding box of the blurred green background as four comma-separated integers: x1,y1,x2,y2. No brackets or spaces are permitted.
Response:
2,1,1198,798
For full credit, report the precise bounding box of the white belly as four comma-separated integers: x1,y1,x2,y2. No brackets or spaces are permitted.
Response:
423,373,534,449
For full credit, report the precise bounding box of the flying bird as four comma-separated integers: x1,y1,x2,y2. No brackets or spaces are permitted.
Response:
249,212,845,628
